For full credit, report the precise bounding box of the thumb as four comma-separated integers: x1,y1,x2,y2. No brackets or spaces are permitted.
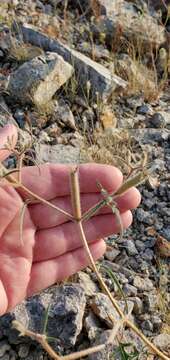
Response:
0,124,18,161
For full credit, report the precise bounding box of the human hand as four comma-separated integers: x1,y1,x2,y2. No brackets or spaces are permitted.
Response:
0,124,141,315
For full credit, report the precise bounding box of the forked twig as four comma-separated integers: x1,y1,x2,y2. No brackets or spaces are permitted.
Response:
69,167,170,360
2,158,169,360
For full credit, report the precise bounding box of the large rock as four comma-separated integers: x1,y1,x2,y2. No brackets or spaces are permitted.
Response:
8,52,73,107
19,24,127,100
0,285,86,349
35,143,80,164
90,0,165,50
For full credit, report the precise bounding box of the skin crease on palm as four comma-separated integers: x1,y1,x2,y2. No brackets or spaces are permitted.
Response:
0,124,141,316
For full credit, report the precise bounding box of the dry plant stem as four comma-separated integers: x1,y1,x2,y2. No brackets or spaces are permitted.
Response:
82,170,151,221
70,167,81,220
0,162,73,220
12,320,105,360
70,169,170,360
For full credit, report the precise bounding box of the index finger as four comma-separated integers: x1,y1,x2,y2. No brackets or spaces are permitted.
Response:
19,163,123,200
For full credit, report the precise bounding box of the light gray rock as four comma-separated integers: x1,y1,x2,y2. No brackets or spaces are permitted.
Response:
51,100,76,130
122,240,138,256
18,344,30,358
133,276,154,292
35,143,80,164
143,294,158,312
20,25,127,100
8,52,73,106
90,293,133,328
105,248,120,261
76,272,99,296
123,284,137,297
153,333,170,351
90,0,165,49
0,340,10,357
84,311,102,341
131,297,143,315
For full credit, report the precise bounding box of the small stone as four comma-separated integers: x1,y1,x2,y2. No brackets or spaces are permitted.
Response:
153,334,170,351
122,240,138,256
84,312,102,341
18,344,30,358
52,100,76,130
14,109,25,128
131,297,143,315
151,315,162,332
136,208,154,225
8,52,73,106
90,293,133,328
105,248,120,261
143,294,158,312
0,340,10,357
87,330,116,360
76,272,99,296
0,49,4,58
141,320,153,332
142,249,154,261
135,240,145,252
133,276,154,291
123,284,137,297
149,111,170,128
137,104,153,115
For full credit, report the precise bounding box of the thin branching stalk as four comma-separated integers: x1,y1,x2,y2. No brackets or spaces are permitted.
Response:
69,168,170,360
0,162,73,220
12,320,105,360
1,158,169,360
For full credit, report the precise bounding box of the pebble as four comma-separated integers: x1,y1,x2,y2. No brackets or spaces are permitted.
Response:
133,276,154,292
18,344,30,358
105,248,120,261
149,112,166,128
141,319,153,332
143,294,158,312
122,240,138,256
137,104,153,115
153,333,170,351
14,109,25,128
135,240,146,252
142,249,154,261
151,316,162,332
123,284,138,297
136,208,154,225
131,297,143,315
0,341,10,357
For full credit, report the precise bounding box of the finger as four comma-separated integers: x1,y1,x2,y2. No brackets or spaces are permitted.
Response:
33,211,132,262
18,163,123,200
27,239,106,297
0,280,8,316
0,124,18,161
29,187,140,229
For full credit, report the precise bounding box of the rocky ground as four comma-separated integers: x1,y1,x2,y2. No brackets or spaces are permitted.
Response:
0,0,170,359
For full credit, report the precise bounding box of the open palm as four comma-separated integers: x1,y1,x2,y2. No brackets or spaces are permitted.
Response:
0,125,141,316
